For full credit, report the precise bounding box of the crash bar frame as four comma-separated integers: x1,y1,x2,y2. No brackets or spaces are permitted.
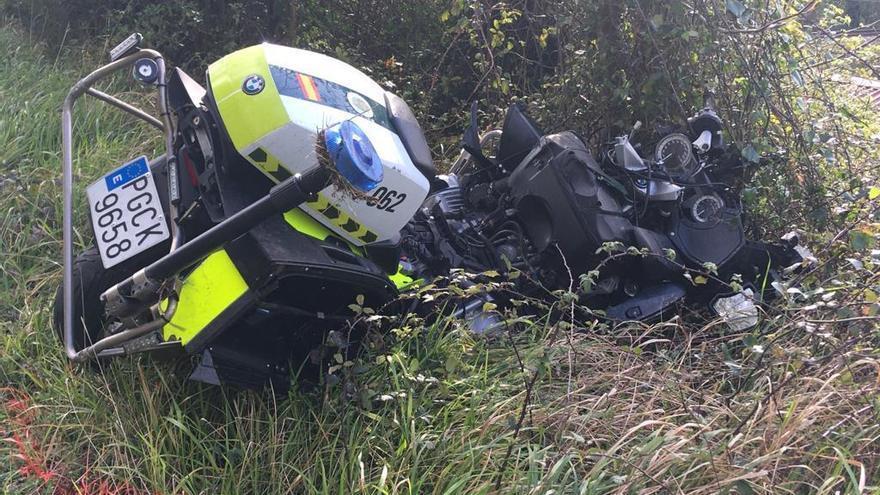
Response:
61,48,178,361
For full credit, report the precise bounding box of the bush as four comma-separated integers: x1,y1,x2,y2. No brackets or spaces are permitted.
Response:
3,0,878,238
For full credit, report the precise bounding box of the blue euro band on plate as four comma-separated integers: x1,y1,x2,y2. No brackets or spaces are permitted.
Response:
105,156,149,191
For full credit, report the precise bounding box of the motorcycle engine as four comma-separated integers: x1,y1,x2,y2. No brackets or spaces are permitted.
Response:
401,107,634,289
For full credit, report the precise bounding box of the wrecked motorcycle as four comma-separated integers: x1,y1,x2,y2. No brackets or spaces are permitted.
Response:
54,35,803,390
56,35,432,389
400,101,805,330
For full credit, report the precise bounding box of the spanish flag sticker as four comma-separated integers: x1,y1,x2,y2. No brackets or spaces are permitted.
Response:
296,73,321,102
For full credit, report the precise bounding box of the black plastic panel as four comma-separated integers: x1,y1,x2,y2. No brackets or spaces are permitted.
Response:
506,132,633,272
671,212,745,267
606,282,686,321
385,91,436,179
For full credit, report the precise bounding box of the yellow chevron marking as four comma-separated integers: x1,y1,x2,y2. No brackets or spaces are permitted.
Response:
352,223,370,238
260,158,279,173
307,194,331,210
303,193,377,244
245,147,287,180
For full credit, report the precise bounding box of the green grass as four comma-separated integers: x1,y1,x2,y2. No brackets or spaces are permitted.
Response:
1,21,879,494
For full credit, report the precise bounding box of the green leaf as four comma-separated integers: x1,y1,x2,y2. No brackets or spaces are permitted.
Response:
726,0,747,18
741,145,760,164
869,186,880,200
733,479,756,495
849,230,874,252
650,14,664,29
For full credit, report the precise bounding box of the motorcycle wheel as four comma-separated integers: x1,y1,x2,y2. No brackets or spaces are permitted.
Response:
52,243,168,352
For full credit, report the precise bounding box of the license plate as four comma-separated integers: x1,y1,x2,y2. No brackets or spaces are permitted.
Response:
87,156,170,268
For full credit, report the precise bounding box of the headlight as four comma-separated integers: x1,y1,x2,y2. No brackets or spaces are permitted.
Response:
323,120,383,192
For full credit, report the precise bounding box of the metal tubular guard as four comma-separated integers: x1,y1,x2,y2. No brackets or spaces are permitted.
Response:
61,49,176,362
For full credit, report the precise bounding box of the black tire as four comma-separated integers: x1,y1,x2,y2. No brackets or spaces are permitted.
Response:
52,243,169,352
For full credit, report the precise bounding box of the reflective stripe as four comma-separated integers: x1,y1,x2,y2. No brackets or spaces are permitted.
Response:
246,147,292,182
305,193,378,244
162,250,249,345
244,147,376,245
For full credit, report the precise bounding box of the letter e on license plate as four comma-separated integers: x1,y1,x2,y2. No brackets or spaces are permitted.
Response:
86,156,170,268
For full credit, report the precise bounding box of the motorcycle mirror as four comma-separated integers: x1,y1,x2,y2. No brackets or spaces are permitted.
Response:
688,104,724,152
702,90,717,112
463,101,482,154
693,130,712,153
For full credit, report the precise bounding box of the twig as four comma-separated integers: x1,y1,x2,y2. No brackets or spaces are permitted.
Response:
554,244,576,399
803,31,880,72
494,256,575,490
720,0,818,34
815,25,880,81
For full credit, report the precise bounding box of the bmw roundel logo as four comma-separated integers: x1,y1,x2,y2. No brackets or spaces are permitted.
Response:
242,74,265,95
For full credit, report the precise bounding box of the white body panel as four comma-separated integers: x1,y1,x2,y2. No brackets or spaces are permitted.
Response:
243,44,429,245
263,45,387,103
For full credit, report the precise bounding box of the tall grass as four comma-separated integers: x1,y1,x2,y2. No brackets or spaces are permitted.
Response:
1,21,878,495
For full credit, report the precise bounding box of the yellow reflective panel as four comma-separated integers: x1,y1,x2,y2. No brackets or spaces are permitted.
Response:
208,44,289,151
283,208,332,241
282,209,365,256
389,265,421,290
163,249,249,345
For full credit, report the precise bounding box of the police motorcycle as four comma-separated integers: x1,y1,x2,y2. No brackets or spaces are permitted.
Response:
55,35,803,389
56,35,435,389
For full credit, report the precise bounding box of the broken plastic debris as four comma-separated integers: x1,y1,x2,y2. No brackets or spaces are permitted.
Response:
713,288,758,331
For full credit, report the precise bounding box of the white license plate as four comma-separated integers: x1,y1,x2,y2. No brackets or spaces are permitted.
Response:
87,156,170,268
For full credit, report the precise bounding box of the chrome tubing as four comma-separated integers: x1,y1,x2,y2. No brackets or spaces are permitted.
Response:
85,88,164,130
70,298,178,363
61,48,171,360
155,56,183,251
